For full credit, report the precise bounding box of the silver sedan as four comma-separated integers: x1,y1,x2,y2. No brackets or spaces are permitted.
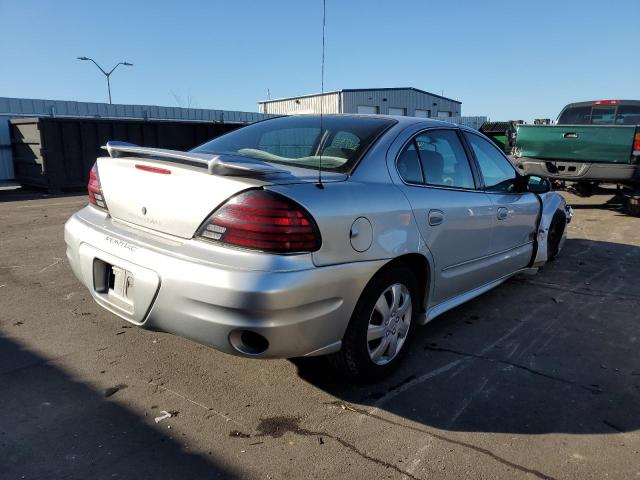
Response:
65,114,571,381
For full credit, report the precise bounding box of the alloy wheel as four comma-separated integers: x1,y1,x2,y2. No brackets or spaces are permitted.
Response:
366,283,412,365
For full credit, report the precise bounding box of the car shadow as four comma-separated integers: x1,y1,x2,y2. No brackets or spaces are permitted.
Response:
0,187,86,203
0,335,238,480
292,237,640,436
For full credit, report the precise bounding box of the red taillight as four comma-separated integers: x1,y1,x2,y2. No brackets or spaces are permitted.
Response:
593,100,619,105
633,132,640,157
88,162,108,210
197,190,321,253
135,164,172,175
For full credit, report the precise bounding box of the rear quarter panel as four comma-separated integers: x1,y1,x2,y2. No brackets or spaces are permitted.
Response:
516,125,636,164
268,181,423,267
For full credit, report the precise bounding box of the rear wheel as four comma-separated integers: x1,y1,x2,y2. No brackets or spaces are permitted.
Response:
328,264,419,382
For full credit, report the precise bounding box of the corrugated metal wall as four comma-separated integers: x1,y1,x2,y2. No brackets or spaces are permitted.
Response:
258,92,340,115
342,89,461,117
0,97,273,180
0,116,14,180
0,97,270,124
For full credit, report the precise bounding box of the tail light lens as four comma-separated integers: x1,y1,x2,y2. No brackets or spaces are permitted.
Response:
88,162,108,210
197,189,321,253
633,132,640,157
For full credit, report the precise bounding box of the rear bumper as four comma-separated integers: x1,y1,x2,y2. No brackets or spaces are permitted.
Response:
515,157,639,182
64,207,385,358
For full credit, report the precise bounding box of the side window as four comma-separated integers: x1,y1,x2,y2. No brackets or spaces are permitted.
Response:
414,130,475,189
396,141,424,184
465,133,517,192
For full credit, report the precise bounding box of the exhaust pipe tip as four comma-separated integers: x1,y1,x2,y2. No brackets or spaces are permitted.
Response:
229,330,269,356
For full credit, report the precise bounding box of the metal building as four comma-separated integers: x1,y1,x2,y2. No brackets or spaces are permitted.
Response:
258,87,462,118
0,97,273,181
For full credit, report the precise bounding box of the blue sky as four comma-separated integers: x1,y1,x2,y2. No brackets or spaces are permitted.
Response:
0,0,637,121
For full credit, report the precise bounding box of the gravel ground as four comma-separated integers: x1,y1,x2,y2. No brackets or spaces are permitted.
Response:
1,188,639,480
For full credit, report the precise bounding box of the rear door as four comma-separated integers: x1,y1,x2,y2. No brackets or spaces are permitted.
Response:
394,128,496,304
464,131,539,278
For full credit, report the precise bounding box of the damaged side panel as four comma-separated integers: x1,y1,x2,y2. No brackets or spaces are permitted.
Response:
531,192,571,267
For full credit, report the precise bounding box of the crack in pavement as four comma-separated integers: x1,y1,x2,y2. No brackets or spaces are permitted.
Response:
512,278,640,302
424,346,603,393
328,402,556,480
255,415,421,480
147,381,249,430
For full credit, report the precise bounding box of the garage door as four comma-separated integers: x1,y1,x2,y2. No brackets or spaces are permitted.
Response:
357,106,379,114
388,107,406,116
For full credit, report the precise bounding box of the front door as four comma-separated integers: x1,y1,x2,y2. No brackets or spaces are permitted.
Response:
464,132,540,278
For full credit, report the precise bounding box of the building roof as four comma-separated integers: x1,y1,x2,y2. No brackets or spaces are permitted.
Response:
258,87,461,105
0,96,272,124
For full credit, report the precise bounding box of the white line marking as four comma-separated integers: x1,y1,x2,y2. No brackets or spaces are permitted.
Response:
154,410,172,423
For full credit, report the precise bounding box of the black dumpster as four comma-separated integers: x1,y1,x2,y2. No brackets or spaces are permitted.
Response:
10,117,243,192
478,121,523,155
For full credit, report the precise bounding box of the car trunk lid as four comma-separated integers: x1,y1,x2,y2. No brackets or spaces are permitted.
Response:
96,143,345,239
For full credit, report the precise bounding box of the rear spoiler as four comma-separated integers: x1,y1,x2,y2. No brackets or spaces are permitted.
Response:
101,141,289,176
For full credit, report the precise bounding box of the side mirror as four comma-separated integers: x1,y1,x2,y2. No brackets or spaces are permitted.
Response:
524,175,551,193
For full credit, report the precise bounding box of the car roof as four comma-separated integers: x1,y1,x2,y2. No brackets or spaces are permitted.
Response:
563,100,640,109
288,113,463,129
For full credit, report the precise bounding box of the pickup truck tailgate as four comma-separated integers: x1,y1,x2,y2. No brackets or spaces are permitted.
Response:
516,125,636,164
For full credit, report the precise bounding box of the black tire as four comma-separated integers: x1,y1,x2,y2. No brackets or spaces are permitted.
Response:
328,264,419,382
622,191,640,216
574,181,594,197
547,211,565,261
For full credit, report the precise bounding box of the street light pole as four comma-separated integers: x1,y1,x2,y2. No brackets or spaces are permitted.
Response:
77,57,133,104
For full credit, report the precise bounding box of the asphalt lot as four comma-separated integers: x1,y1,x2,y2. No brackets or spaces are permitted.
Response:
1,189,639,480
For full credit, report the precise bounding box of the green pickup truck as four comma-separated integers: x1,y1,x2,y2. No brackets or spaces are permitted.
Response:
513,100,640,196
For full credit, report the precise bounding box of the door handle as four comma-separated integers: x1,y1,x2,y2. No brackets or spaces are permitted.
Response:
563,132,578,139
428,209,444,226
497,207,509,220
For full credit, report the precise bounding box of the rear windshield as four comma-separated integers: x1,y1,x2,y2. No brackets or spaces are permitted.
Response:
615,105,640,125
557,106,592,125
192,115,395,173
558,104,640,125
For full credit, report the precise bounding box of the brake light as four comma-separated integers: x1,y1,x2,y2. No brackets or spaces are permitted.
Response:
593,100,619,105
135,164,172,174
197,190,321,253
88,162,108,210
633,132,640,157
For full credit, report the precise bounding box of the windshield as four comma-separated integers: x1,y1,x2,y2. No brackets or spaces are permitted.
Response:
192,115,395,173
